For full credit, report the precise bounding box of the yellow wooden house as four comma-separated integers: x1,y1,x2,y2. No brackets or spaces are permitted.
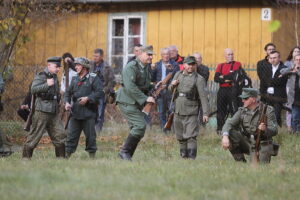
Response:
19,0,299,79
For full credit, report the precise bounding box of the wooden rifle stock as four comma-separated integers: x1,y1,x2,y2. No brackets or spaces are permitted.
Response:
253,103,268,163
142,72,174,115
24,95,36,132
163,84,178,130
61,59,71,129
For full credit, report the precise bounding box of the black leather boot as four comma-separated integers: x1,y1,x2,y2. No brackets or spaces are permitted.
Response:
89,152,96,158
119,134,141,161
65,152,72,159
232,153,247,162
55,144,66,158
22,146,33,159
180,149,188,158
187,149,197,160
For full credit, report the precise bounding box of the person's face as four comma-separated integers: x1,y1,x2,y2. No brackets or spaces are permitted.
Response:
75,64,84,74
242,97,256,108
93,53,103,63
134,46,141,57
161,50,170,62
169,49,178,59
294,55,300,68
292,48,300,57
47,63,60,74
139,52,153,65
194,54,202,65
224,51,234,63
269,53,280,66
266,45,276,55
184,63,195,74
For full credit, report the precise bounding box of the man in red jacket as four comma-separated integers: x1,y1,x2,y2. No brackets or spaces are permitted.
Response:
214,48,241,134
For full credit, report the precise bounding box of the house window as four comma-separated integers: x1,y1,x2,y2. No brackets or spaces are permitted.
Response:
109,14,145,74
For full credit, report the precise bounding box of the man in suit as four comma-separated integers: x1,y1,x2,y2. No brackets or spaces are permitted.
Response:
260,51,288,126
151,47,179,130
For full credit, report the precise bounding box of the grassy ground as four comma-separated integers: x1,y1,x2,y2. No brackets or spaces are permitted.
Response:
0,122,300,200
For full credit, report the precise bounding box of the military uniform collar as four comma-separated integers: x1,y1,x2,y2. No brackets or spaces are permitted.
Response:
136,58,146,68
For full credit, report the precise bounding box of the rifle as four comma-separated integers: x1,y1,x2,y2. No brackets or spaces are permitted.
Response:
142,72,174,115
23,94,36,132
164,86,177,130
252,103,268,163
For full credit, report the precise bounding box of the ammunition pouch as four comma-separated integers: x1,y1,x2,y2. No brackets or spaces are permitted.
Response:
37,93,60,102
271,142,279,156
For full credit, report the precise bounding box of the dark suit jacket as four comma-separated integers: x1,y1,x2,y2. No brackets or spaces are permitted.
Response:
196,64,210,83
151,60,179,83
258,61,288,102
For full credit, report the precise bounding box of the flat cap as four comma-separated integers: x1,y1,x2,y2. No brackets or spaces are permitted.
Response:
141,45,155,55
47,56,62,67
74,57,90,69
183,56,196,64
239,88,259,99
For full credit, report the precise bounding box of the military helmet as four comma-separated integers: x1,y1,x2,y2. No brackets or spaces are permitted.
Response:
74,57,90,69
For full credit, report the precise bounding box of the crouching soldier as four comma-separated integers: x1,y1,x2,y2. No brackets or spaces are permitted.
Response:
169,56,209,159
221,88,279,163
64,57,103,158
23,57,66,159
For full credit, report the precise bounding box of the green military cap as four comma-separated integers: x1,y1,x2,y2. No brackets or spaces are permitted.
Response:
183,56,196,64
47,56,62,67
141,45,155,55
239,88,259,99
74,57,90,69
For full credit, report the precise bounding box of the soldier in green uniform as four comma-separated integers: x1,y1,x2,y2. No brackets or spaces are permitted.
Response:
169,56,210,159
23,57,66,159
117,45,155,161
64,57,103,158
221,88,278,163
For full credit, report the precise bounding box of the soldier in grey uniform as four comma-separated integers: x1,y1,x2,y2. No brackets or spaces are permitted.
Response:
117,45,155,161
22,57,66,159
0,74,13,157
169,56,210,159
64,57,103,158
221,88,278,163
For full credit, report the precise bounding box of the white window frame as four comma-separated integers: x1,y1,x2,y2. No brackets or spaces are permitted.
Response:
108,13,146,72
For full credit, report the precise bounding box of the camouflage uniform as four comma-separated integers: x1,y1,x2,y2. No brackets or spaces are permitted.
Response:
64,57,103,158
222,88,278,163
23,57,66,158
169,56,210,159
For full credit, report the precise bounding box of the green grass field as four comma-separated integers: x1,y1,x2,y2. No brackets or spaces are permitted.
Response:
1,123,300,200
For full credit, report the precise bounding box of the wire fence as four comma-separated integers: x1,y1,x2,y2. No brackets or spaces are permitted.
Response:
0,64,260,135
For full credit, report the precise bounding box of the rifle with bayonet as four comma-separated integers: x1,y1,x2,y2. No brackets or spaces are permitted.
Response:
23,94,36,131
142,72,174,115
252,103,268,163
163,85,177,131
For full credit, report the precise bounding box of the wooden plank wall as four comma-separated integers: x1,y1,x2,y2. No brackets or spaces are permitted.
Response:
18,1,272,80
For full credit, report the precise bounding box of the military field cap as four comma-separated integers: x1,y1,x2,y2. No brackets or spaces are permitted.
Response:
74,57,90,69
183,56,196,64
239,88,259,99
47,56,62,67
141,45,155,55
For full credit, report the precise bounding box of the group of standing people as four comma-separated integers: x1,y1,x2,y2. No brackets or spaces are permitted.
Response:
0,41,298,164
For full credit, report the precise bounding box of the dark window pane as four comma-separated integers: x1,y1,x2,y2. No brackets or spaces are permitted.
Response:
128,37,141,54
113,19,124,36
128,18,141,36
111,56,123,74
112,38,124,55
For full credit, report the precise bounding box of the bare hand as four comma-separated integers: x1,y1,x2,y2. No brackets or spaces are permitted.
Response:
65,102,71,111
78,97,89,105
202,116,209,123
224,80,232,83
151,63,156,70
47,78,54,86
146,96,155,104
20,105,29,110
171,80,179,86
155,81,162,89
222,135,230,150
64,57,72,63
258,123,267,131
